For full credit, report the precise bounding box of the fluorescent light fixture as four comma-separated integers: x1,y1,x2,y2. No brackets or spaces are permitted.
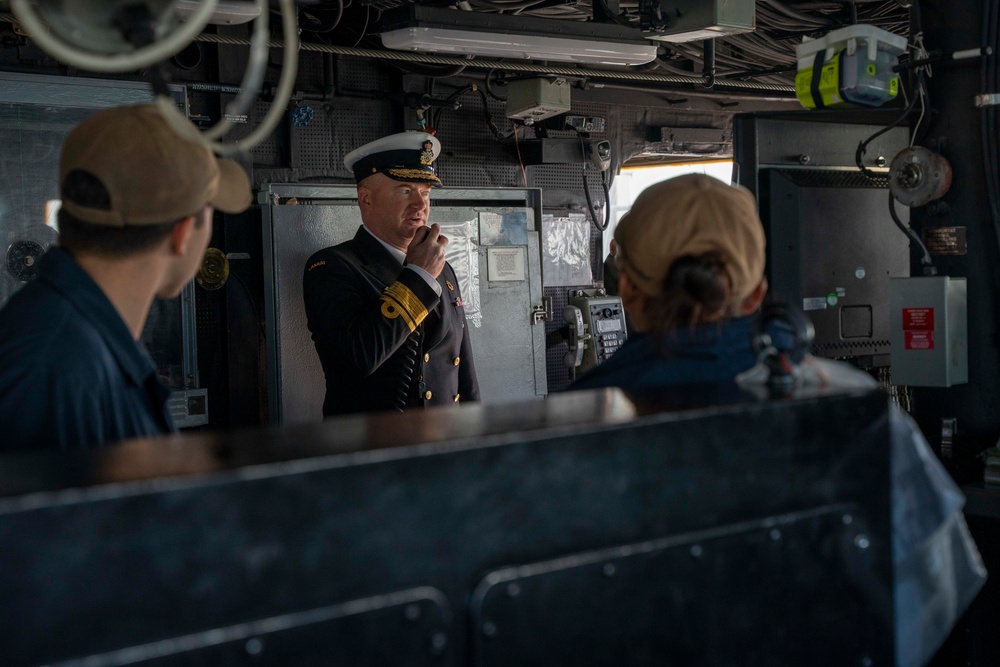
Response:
175,0,262,26
381,28,657,66
378,7,657,67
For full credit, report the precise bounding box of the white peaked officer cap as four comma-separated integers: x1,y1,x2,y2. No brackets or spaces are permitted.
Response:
344,131,442,187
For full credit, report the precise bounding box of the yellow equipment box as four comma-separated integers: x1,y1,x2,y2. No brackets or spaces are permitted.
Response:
795,25,907,109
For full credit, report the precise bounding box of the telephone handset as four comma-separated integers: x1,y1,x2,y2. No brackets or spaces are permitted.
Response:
562,304,589,371
563,289,628,375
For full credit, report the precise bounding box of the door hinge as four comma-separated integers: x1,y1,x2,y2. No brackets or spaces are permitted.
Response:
531,295,552,325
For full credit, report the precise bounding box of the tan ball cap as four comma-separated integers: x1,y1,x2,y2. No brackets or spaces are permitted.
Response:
59,104,252,226
613,173,766,305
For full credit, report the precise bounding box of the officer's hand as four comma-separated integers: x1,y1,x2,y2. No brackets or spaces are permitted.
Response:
405,223,448,278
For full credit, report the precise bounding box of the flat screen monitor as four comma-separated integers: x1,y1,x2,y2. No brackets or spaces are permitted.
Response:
733,111,911,367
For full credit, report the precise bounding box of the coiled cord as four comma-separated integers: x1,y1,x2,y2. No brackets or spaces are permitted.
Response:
393,330,422,412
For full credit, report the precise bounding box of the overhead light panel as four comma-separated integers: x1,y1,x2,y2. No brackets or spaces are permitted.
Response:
379,6,658,67
175,0,261,25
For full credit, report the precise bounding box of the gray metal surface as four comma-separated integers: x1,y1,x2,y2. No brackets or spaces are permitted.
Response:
0,386,894,666
261,183,546,425
471,506,880,666
47,587,450,667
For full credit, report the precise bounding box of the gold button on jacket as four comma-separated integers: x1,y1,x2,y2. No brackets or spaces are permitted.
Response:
425,390,433,400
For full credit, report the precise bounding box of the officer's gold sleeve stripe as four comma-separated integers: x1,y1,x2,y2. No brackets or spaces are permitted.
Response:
381,281,428,330
381,297,417,331
386,282,429,322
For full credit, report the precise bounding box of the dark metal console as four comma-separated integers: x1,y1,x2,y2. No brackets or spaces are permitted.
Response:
0,386,894,666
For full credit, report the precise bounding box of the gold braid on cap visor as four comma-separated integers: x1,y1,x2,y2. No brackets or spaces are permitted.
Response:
385,167,440,182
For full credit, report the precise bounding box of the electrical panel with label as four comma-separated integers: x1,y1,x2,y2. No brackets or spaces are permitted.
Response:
889,277,968,387
889,276,969,387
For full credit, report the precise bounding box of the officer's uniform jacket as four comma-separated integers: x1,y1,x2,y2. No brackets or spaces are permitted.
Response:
303,226,480,417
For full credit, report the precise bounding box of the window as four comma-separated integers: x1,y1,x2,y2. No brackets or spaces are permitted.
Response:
605,161,733,257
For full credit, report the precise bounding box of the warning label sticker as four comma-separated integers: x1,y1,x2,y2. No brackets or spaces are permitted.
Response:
903,307,935,331
803,297,827,311
923,227,967,256
902,307,935,350
905,331,935,350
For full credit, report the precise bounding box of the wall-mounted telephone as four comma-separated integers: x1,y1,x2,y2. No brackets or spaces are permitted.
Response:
563,289,628,375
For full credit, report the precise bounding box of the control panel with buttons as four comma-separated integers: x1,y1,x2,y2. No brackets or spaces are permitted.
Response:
563,289,629,374
588,301,627,364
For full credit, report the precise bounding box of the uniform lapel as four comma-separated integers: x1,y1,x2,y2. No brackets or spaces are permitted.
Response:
350,226,403,288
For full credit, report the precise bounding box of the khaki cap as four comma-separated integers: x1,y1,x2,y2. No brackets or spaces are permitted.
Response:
613,174,766,305
59,104,252,226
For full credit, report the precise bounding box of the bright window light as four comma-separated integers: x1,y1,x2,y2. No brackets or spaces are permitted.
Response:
45,200,61,231
605,161,734,257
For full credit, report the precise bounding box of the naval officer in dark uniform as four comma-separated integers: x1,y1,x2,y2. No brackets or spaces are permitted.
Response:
303,131,480,416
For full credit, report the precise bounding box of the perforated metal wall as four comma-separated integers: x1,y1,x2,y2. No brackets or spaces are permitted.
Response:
250,56,400,174
527,100,612,195
295,51,326,91
289,55,335,172
290,111,334,171
338,55,397,92
250,97,281,168
433,86,521,188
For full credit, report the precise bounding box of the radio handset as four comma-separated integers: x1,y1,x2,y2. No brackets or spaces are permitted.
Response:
563,305,589,371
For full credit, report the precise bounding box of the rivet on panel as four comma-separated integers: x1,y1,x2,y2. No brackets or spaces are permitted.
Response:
245,638,264,656
430,632,448,655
